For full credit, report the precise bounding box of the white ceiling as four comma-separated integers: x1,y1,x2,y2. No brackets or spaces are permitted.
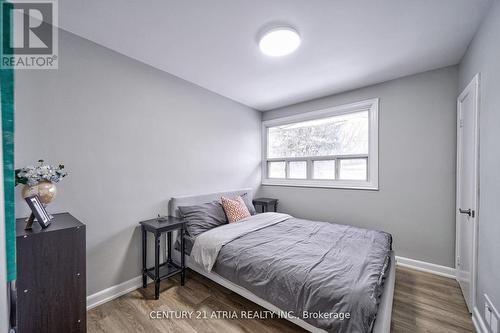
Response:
59,0,491,111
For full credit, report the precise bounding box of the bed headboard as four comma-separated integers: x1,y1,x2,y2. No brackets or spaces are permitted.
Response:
169,188,253,217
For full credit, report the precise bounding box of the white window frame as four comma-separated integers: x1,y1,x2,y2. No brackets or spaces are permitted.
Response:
261,98,379,190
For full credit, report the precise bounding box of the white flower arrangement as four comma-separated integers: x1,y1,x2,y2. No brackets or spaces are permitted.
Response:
15,159,68,186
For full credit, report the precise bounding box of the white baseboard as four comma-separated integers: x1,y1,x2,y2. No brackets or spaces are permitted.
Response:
395,256,456,279
86,256,456,311
87,275,143,310
473,306,488,333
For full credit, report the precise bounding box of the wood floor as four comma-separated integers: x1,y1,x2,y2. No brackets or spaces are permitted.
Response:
391,267,474,333
88,266,474,333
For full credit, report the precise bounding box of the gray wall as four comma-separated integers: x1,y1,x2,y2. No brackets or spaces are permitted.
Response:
260,66,458,267
459,0,500,318
14,30,262,295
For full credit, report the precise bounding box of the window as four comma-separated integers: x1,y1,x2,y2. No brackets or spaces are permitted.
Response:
262,99,378,189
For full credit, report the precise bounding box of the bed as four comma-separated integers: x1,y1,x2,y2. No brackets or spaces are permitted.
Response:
169,188,395,333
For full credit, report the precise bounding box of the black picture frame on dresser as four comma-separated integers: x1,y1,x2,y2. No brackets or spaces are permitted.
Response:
24,195,52,229
16,212,86,333
140,216,187,300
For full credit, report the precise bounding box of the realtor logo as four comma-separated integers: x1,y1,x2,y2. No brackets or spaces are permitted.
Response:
1,0,58,69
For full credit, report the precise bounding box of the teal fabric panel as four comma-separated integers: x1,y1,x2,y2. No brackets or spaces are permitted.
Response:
1,0,16,282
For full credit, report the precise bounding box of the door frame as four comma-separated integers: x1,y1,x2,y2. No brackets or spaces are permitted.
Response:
455,73,480,311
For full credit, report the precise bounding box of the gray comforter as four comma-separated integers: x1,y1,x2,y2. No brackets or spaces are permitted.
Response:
191,213,392,333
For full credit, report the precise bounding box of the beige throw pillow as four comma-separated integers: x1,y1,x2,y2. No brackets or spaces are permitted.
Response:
221,195,251,223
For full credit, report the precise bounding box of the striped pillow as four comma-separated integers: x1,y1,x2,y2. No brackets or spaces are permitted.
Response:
221,195,251,223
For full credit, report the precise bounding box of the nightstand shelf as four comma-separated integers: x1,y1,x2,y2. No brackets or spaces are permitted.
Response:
145,261,182,281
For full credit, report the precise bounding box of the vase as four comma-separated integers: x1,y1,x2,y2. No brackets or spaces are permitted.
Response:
22,181,57,205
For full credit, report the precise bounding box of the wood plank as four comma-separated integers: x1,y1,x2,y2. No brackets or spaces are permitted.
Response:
88,266,474,332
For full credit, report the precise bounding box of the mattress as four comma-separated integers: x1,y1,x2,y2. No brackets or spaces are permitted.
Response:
183,212,392,333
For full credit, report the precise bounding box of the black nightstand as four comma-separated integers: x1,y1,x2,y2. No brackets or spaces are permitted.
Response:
252,198,279,213
139,216,186,300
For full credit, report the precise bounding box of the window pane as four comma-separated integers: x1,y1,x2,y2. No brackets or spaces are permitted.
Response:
268,161,285,178
339,159,367,180
267,111,368,158
313,160,336,179
289,161,307,179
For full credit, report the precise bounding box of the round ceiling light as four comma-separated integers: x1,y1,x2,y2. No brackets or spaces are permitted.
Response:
258,27,301,57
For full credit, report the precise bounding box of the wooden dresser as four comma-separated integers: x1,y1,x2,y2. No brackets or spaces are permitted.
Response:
16,212,86,333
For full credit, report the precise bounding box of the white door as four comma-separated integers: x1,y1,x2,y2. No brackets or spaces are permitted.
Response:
456,74,479,312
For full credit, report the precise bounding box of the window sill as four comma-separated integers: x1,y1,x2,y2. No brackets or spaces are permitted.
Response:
261,179,379,190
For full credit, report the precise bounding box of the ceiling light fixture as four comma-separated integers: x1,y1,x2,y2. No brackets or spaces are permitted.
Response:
258,27,301,57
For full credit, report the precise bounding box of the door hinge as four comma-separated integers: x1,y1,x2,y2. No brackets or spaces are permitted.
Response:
457,256,461,267
459,119,464,128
